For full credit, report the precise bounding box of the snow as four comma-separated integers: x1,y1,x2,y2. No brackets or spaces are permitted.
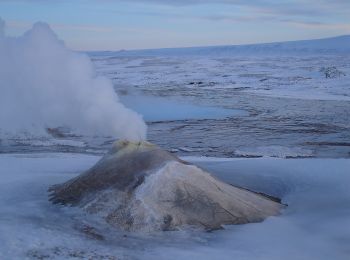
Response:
85,50,350,159
1,29,349,259
1,153,349,259
16,139,86,148
91,53,350,104
181,156,242,162
233,146,314,158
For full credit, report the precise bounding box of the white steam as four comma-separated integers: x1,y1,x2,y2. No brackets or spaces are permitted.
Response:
0,19,147,140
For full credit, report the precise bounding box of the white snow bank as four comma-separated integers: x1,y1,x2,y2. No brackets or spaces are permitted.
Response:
16,139,86,147
0,18,146,140
0,153,349,259
234,146,314,158
181,156,243,162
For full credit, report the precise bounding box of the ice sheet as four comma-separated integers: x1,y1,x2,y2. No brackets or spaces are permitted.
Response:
1,153,349,259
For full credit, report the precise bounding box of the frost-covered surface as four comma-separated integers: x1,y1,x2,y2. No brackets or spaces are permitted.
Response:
91,54,350,102
1,25,349,259
233,146,314,158
0,153,349,259
1,36,350,158
89,35,350,102
16,139,86,148
86,49,350,158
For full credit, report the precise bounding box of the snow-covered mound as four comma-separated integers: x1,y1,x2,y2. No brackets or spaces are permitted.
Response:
90,35,350,57
49,141,283,231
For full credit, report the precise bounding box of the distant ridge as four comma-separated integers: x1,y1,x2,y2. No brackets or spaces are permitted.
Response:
89,35,350,56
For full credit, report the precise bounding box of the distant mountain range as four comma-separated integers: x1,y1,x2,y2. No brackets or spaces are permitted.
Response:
89,35,350,56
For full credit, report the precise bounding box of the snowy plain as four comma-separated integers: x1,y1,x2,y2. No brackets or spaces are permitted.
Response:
4,49,349,158
0,154,349,259
87,37,350,159
1,34,350,259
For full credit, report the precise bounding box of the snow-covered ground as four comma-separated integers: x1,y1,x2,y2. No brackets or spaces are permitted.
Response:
4,53,349,158
91,53,350,102
0,153,349,259
2,36,350,158
1,35,350,259
89,35,350,102
87,48,350,158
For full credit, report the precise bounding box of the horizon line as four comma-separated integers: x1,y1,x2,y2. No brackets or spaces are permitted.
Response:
83,33,350,53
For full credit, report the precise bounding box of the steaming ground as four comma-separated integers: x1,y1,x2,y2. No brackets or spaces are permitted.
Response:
0,153,349,259
3,53,350,158
1,21,350,259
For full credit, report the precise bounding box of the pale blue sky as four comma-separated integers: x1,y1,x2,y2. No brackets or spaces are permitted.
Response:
0,0,349,50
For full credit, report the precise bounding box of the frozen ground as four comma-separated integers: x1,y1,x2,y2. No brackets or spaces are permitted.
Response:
1,37,349,259
0,153,349,259
2,52,349,158
90,50,350,159
2,35,350,158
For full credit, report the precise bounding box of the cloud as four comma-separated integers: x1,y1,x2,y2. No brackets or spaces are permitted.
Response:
1,0,349,49
2,0,349,19
285,20,350,31
102,0,350,11
96,0,350,25
198,13,349,32
52,23,113,33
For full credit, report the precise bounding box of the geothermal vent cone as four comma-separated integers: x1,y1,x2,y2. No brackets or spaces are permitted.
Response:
49,140,284,231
